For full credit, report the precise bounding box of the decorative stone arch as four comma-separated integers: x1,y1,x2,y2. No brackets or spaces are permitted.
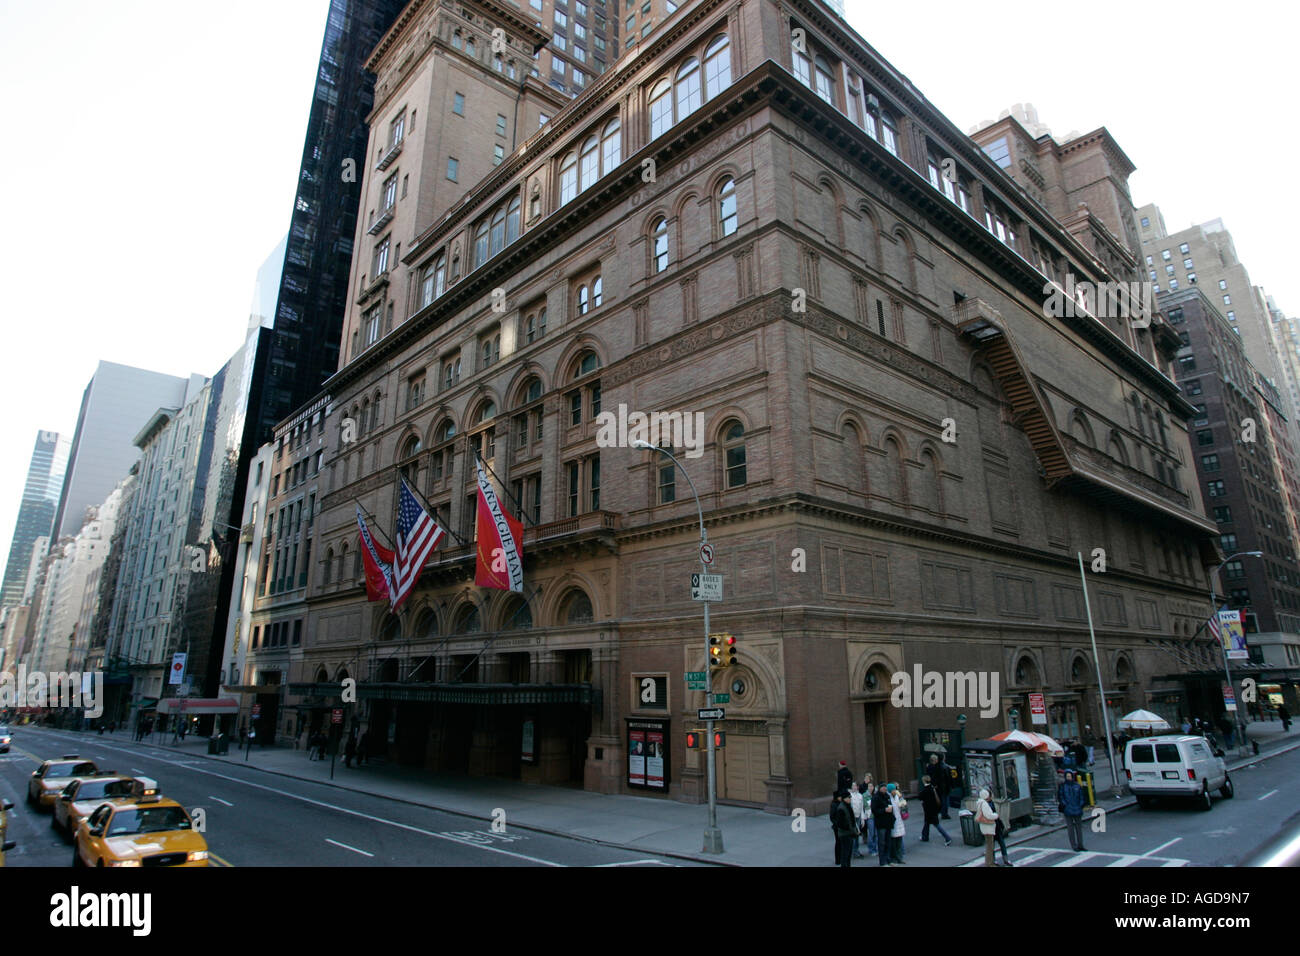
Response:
394,425,423,465
409,602,442,640
425,408,459,447
493,591,535,630
1106,429,1129,467
544,574,603,625
372,610,402,642
1066,650,1093,685
712,642,784,714
334,666,351,683
1006,647,1045,689
704,405,755,446
468,387,502,425
506,363,550,408
672,189,700,256
814,173,845,248
856,200,883,268
914,440,946,513
1113,650,1136,684
850,648,902,700
554,336,608,384
640,206,672,238
891,224,920,290
704,163,744,199
314,666,329,684
1068,408,1096,447
968,356,1001,399
449,595,486,634
835,411,869,494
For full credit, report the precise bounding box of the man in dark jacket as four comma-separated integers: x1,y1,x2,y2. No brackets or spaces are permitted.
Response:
1279,704,1292,732
871,784,894,866
919,774,952,845
832,790,858,868
1058,771,1087,852
344,732,358,768
927,753,954,819
836,760,853,793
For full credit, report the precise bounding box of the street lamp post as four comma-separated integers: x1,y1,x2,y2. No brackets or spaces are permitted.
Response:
634,439,723,854
1209,551,1262,755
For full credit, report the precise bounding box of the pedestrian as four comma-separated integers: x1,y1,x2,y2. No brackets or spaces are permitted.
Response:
1070,739,1088,769
357,730,370,765
108,722,115,734
928,753,954,819
871,779,895,866
1058,770,1087,852
919,775,953,845
992,808,1013,866
833,790,858,868
830,791,843,866
1180,715,1191,735
1081,725,1097,766
97,722,105,736
887,783,907,864
1217,715,1235,749
849,782,866,859
836,759,853,793
1279,704,1292,732
344,731,357,768
861,775,877,854
975,787,999,868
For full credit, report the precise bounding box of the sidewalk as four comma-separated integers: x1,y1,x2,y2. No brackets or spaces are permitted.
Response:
50,719,1300,866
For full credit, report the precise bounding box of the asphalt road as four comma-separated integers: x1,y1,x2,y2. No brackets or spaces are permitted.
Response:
0,726,711,867
958,743,1300,867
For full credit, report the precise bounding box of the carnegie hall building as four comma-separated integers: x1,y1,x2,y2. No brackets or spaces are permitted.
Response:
278,0,1225,811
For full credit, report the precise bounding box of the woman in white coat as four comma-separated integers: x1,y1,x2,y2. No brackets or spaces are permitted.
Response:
888,783,907,864
848,783,866,859
975,787,998,868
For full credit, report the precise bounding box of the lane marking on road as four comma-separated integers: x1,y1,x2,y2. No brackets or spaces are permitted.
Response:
1160,859,1186,867
209,853,235,867
209,796,234,807
1258,789,1278,801
593,859,676,866
24,728,568,867
1141,837,1182,857
130,768,146,774
326,838,374,858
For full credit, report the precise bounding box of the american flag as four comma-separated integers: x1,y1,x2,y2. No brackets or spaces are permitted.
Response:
392,478,445,610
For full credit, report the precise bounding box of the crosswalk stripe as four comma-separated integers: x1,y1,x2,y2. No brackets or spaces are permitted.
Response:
1010,849,1060,865
1106,854,1142,866
1055,851,1100,867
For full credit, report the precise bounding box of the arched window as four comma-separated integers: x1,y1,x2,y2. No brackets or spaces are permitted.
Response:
649,78,672,139
476,401,497,424
792,30,811,86
592,275,602,306
493,53,503,72
601,118,621,171
360,398,370,434
452,30,462,50
454,604,481,633
323,548,334,585
813,54,833,103
490,203,506,256
521,377,543,405
861,105,878,141
465,37,476,57
704,34,731,98
435,419,456,443
473,220,489,267
502,596,532,629
841,423,865,493
880,111,898,155
883,437,906,502
722,420,747,487
676,57,701,119
578,285,590,315
579,134,599,191
561,589,594,624
506,196,520,245
918,449,942,513
421,254,446,307
560,151,578,204
400,435,422,459
718,177,737,237
575,350,601,378
651,217,669,273
525,307,547,343
507,59,517,79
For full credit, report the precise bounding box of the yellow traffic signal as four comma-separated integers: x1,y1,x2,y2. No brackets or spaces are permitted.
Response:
709,634,724,668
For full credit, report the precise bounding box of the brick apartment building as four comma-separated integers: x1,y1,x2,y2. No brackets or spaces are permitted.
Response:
269,0,1228,811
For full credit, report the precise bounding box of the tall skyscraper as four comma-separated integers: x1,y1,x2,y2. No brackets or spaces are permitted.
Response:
0,431,69,605
52,362,192,542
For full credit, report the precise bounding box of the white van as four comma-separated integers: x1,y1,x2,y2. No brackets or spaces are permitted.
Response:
1126,735,1233,810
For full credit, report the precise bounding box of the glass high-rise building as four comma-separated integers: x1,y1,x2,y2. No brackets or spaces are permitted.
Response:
0,431,70,606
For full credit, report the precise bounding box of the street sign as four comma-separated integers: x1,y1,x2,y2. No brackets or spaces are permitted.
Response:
690,573,723,602
700,543,714,565
698,707,725,720
713,693,730,703
687,680,707,691
1028,693,1046,726
685,671,706,681
331,708,344,725
1222,683,1238,712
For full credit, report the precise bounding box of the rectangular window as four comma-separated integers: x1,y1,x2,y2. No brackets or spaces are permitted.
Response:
1145,255,1153,266
1227,311,1235,322
568,461,580,516
372,236,391,277
1162,250,1171,261
1201,454,1220,472
1179,243,1190,254
1183,258,1194,269
554,34,567,51
453,92,465,116
447,157,459,181
575,23,586,40
1141,217,1150,228
1221,533,1238,552
496,114,507,136
588,454,600,511
658,461,675,503
1197,429,1214,446
1178,355,1196,372
1213,506,1232,523
1207,480,1226,498
1219,280,1228,290
539,112,550,127
1223,294,1231,305
389,112,405,147
569,390,582,426
493,145,505,165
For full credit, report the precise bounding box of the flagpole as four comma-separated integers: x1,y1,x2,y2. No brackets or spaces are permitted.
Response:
454,583,543,681
1079,552,1120,798
353,499,396,551
402,471,468,547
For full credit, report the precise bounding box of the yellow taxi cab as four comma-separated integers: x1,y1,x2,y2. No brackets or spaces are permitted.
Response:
1,798,15,866
27,755,102,809
53,774,150,839
72,795,208,867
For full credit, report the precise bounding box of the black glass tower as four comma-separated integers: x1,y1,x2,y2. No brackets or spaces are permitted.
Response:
204,0,408,697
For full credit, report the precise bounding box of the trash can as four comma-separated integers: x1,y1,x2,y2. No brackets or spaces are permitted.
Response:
959,808,981,846
208,734,229,756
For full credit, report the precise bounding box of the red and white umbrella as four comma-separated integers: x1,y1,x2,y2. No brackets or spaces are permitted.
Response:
989,729,1065,756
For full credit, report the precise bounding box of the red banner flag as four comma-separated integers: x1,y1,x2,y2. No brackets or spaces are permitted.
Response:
356,504,395,604
474,457,524,592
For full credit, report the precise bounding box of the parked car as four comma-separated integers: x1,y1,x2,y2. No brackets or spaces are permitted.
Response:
1126,734,1233,810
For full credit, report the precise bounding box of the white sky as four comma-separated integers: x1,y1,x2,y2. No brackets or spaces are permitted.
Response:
0,0,1295,575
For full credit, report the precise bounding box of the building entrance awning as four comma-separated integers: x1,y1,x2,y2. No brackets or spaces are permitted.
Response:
155,697,240,715
358,682,596,706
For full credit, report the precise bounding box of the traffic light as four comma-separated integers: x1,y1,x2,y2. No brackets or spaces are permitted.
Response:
713,731,726,748
685,730,704,749
710,633,735,668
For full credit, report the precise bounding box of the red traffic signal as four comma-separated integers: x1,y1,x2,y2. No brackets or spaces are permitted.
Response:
713,731,726,748
686,730,703,749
